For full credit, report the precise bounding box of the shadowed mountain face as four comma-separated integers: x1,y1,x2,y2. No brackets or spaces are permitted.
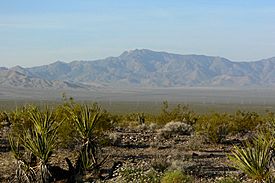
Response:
1,49,275,89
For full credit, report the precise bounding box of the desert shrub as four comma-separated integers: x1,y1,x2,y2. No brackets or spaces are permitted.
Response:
9,105,37,134
161,170,194,183
117,113,137,128
157,121,193,139
255,111,275,136
186,134,205,151
195,113,230,143
0,111,9,122
152,159,171,173
157,101,197,126
96,109,116,132
230,110,263,134
119,167,161,183
54,103,78,149
122,112,140,123
137,112,145,124
108,132,121,146
216,176,241,183
228,133,274,182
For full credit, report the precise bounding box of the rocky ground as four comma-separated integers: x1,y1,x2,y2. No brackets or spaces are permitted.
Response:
0,123,241,183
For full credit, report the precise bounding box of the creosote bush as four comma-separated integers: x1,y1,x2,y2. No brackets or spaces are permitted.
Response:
230,110,263,134
195,110,267,144
157,101,197,126
9,105,37,136
195,113,230,143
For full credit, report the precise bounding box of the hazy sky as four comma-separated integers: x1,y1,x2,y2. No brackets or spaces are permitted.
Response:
0,0,275,68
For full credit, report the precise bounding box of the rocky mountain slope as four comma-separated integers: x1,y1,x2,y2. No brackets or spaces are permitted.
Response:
0,66,87,89
1,49,275,88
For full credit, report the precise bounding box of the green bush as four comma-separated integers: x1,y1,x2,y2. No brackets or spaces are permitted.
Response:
54,103,78,149
118,112,143,128
157,101,197,126
9,105,37,137
195,113,230,143
161,170,193,183
230,110,263,134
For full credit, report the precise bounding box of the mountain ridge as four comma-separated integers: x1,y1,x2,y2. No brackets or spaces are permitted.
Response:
1,49,275,89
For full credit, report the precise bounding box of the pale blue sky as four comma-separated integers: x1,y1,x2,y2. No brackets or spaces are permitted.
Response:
0,0,275,67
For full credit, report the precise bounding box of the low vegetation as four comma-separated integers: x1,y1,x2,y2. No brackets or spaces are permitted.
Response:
0,97,274,182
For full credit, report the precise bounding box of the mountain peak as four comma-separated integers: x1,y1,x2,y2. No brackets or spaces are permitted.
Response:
50,60,66,66
119,49,157,57
10,65,24,70
1,49,275,88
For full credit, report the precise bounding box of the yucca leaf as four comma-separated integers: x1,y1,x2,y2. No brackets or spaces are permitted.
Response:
228,133,274,182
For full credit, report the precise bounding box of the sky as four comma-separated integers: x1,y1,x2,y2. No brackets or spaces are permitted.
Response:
0,0,275,68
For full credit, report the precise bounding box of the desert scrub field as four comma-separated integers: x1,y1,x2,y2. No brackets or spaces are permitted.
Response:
0,97,275,183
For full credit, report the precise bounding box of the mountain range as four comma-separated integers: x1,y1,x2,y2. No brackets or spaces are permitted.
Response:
1,49,275,89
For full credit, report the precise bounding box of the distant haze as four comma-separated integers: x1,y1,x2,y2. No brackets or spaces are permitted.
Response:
0,1,275,67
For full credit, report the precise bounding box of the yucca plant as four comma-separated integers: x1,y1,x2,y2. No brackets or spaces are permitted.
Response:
9,134,36,183
20,107,62,183
228,133,274,182
66,104,107,180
